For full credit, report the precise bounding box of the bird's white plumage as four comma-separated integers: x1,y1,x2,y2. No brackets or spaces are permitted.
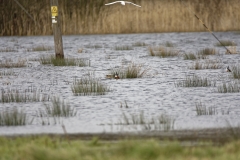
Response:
105,1,141,7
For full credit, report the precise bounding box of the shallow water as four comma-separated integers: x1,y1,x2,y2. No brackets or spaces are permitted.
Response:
0,32,240,135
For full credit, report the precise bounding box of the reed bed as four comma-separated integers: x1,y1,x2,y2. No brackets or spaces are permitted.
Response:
0,59,26,68
118,112,175,131
217,82,240,93
175,75,215,87
71,75,110,96
2,0,240,36
190,60,222,70
148,46,179,58
39,55,88,67
195,102,217,116
111,62,149,79
0,107,33,126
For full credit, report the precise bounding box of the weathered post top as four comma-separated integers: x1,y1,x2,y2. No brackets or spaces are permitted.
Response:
51,0,64,59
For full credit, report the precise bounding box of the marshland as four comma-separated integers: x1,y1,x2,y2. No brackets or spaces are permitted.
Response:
0,0,240,159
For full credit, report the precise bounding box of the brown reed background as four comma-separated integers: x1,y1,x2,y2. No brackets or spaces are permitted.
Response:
0,0,239,36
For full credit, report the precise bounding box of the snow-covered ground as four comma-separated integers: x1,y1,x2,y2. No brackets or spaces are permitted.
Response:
0,32,240,135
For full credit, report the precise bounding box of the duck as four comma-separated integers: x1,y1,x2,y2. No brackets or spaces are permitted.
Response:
226,66,231,72
114,72,120,79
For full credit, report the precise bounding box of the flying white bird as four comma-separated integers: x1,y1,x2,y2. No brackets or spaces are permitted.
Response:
105,1,141,7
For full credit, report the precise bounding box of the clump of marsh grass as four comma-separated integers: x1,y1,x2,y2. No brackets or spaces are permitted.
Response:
43,97,77,117
85,44,102,49
217,81,240,93
231,65,240,79
225,46,238,54
0,47,17,52
0,89,50,103
71,74,110,96
118,112,175,131
0,59,26,68
31,45,53,51
132,42,147,47
148,46,179,58
39,55,89,67
0,107,33,126
190,60,222,70
0,70,14,76
195,101,217,116
215,40,237,47
175,75,215,87
119,100,129,108
111,62,150,79
164,41,174,47
183,53,197,60
197,48,218,56
115,45,133,50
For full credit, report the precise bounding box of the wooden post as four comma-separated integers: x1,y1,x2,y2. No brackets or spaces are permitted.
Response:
51,0,64,59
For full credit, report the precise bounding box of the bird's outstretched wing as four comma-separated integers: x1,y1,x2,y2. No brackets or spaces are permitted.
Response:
105,1,121,5
125,1,141,7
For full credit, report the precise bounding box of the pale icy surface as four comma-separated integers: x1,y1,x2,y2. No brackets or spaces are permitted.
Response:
0,32,240,135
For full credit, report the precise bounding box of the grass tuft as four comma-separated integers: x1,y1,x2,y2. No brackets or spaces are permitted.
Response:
71,74,110,96
183,53,197,60
225,46,238,54
118,112,175,131
0,59,26,68
31,45,53,51
231,65,240,79
115,45,133,50
0,47,17,52
148,46,179,58
165,41,175,47
0,70,14,76
132,42,147,47
0,89,50,103
190,60,222,70
195,101,217,116
197,48,218,56
85,44,102,49
0,107,33,126
175,75,215,87
111,62,150,79
39,55,88,67
43,97,77,117
215,40,237,46
217,81,240,93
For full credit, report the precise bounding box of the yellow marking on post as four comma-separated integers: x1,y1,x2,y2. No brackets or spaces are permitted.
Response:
51,6,58,17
